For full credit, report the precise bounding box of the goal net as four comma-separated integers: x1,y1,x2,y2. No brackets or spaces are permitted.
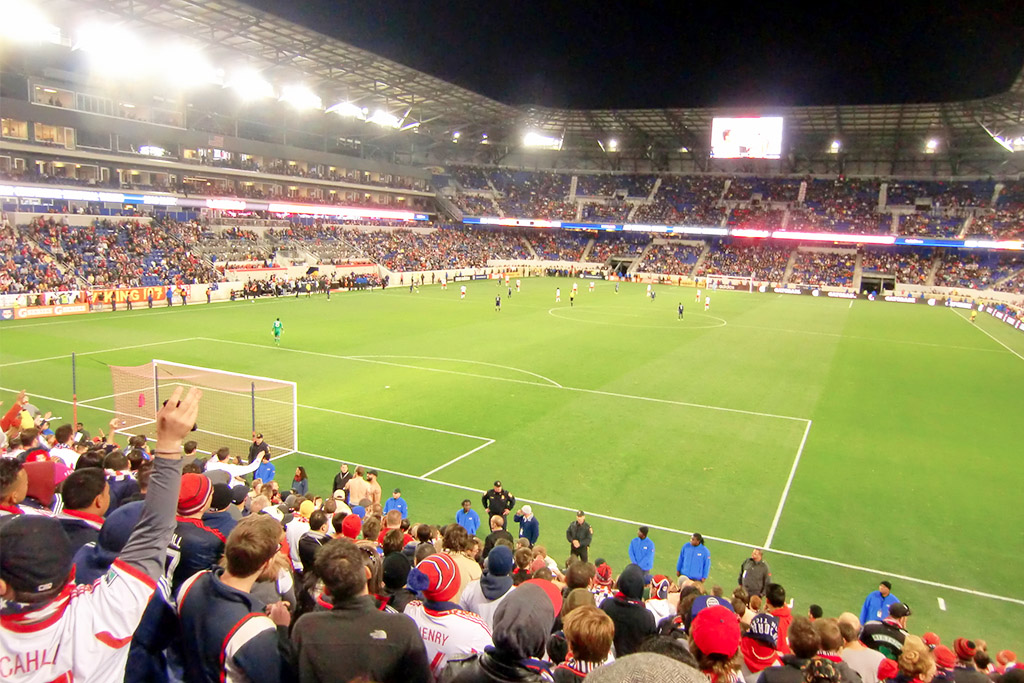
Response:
108,359,297,458
704,274,755,292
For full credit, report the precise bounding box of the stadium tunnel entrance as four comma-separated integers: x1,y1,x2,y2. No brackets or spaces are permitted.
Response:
860,274,895,294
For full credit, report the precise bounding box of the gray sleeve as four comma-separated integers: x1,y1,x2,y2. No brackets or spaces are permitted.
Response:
118,456,182,580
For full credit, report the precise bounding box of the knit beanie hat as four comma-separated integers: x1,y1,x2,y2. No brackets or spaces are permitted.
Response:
955,639,978,661
691,605,741,657
586,653,708,683
651,574,670,600
341,514,362,539
210,483,233,511
934,646,957,670
878,658,899,681
382,552,412,590
177,473,212,515
922,633,941,648
594,562,613,587
408,553,460,602
23,461,59,507
617,563,646,600
997,651,1017,666
486,545,514,577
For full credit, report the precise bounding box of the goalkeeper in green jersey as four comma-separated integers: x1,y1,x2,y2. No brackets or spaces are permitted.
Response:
272,317,283,345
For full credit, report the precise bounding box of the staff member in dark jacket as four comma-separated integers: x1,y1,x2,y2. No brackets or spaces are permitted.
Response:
292,538,431,683
738,548,771,597
481,481,515,528
565,510,593,563
248,432,270,464
598,563,656,657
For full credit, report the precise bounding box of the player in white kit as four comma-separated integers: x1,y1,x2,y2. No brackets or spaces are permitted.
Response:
696,288,702,302
589,281,595,292
705,296,710,311
555,287,561,302
460,285,467,299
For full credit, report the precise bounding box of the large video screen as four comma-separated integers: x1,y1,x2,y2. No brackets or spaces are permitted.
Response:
711,117,783,159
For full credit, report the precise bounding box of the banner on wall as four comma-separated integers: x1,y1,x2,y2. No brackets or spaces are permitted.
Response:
89,286,169,304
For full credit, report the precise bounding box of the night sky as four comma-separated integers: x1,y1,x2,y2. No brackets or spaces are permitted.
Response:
243,1,1024,109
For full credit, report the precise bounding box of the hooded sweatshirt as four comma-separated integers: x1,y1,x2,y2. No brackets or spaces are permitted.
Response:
599,563,657,657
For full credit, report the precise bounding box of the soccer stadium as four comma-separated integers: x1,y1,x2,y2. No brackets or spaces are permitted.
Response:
1,1,1023,681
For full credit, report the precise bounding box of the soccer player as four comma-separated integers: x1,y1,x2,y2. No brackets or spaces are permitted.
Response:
705,296,710,312
569,292,575,307
678,302,684,319
615,282,619,294
589,281,595,293
495,295,501,312
441,276,448,290
651,289,656,302
971,309,977,323
515,279,521,292
696,288,701,303
556,287,561,303
272,318,283,345
646,283,652,298
572,282,578,295
460,285,467,300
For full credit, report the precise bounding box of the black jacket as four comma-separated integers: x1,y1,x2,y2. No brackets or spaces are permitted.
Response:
482,529,515,558
758,655,811,683
482,489,516,517
291,594,431,683
332,470,353,497
565,521,592,549
441,650,551,683
599,594,656,657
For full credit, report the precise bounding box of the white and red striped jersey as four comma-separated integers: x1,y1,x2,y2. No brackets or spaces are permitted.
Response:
0,560,157,683
404,601,492,678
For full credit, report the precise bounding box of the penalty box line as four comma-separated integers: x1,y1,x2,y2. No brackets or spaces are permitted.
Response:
279,448,1024,609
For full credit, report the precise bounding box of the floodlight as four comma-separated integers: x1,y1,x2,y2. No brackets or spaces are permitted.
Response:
367,110,401,128
925,138,939,153
607,139,619,151
830,140,841,153
523,131,562,150
327,102,368,119
452,131,461,140
229,69,275,100
161,45,223,87
280,85,322,111
0,2,61,44
75,22,146,76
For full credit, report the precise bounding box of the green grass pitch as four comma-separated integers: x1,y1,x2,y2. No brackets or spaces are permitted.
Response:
1,277,1022,649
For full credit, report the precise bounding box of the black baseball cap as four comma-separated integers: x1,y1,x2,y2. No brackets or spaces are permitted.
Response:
889,602,912,618
577,510,585,516
494,480,502,487
0,515,72,594
231,484,249,505
210,483,233,510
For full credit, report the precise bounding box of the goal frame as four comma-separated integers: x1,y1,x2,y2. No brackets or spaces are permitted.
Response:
704,274,755,292
142,359,297,457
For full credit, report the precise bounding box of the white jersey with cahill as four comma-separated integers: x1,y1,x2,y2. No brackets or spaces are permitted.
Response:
0,560,158,683
404,601,492,677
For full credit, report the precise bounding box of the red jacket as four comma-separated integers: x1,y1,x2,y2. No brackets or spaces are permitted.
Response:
771,605,794,655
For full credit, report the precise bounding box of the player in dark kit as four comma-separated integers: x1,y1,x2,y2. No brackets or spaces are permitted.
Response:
678,303,684,319
569,292,575,307
495,295,501,312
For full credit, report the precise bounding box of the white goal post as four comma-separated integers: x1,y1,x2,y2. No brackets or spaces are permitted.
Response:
109,359,297,458
703,274,755,292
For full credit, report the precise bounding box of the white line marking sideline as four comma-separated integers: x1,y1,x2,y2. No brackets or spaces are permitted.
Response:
0,338,202,368
763,419,813,549
196,337,810,422
278,448,1024,608
952,308,1024,362
420,439,496,478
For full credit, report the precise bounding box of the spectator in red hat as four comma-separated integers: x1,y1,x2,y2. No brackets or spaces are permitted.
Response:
997,651,1018,674
591,559,615,604
952,639,989,683
933,645,958,682
405,552,492,678
170,472,225,590
0,385,200,683
839,612,886,683
646,574,674,623
923,633,942,649
690,603,743,683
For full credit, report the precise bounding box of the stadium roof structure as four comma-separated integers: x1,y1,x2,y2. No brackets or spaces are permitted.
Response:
31,0,1024,170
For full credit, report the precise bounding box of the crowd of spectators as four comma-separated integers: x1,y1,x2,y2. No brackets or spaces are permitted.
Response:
788,251,856,287
633,176,728,226
575,173,656,198
792,179,886,234
492,170,576,221
698,242,794,280
526,230,590,261
588,233,651,262
581,201,632,222
965,211,1024,240
23,216,221,287
886,180,994,208
0,221,80,294
933,252,1024,290
635,243,704,276
455,194,498,217
727,206,786,230
897,214,963,238
860,248,934,285
725,177,801,202
3,387,1019,682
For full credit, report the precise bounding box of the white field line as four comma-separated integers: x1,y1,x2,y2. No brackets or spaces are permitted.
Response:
952,309,1024,362
297,403,493,442
421,439,496,478
349,355,563,388
0,338,202,368
763,419,813,549
279,448,1024,608
195,337,810,423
